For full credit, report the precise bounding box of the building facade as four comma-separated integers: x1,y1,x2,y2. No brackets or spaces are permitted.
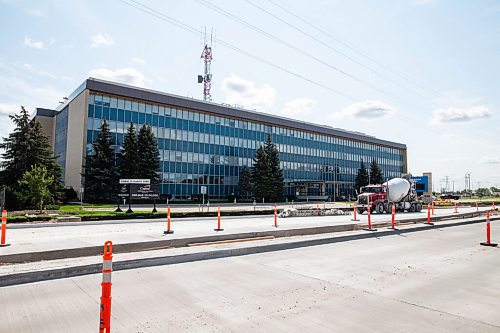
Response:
35,78,407,200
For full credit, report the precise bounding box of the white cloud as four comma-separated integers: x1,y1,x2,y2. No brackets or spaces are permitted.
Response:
331,100,397,120
221,74,276,111
23,37,45,50
280,98,317,117
0,76,65,111
89,67,148,87
132,58,146,65
413,0,438,6
20,63,56,79
0,103,18,117
91,33,114,47
27,9,46,17
430,106,491,125
478,156,500,165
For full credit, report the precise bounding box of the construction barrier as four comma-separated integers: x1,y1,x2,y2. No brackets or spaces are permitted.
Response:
214,205,224,231
351,203,359,222
493,202,496,210
389,203,397,230
99,241,113,333
163,206,174,235
426,204,433,225
274,204,278,228
476,202,479,212
0,210,8,247
431,202,435,215
480,211,497,247
454,203,458,213
363,205,377,231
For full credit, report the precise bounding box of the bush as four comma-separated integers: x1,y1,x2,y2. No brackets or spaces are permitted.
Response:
63,187,79,202
190,194,210,203
226,194,238,202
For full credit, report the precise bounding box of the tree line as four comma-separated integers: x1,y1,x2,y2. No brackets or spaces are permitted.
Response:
354,159,384,192
0,107,63,210
85,121,160,203
237,134,284,202
0,107,286,208
0,107,160,209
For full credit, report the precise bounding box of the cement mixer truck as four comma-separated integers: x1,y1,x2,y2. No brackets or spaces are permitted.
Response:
356,177,423,214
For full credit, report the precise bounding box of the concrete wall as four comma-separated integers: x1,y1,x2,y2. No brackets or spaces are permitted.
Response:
423,172,433,194
402,149,408,175
64,90,88,195
34,116,55,148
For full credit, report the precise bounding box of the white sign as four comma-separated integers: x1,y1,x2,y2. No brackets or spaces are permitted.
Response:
200,186,207,194
119,179,150,184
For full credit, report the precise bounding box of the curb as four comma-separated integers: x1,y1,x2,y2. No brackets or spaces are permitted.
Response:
1,215,498,287
0,211,486,264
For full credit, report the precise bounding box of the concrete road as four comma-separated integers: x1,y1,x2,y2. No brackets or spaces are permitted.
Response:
1,207,487,256
1,221,499,332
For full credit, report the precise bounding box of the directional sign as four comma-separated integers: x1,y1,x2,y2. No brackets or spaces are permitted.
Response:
119,179,150,185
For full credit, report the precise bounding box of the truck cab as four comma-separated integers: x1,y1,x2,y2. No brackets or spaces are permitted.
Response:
356,184,387,214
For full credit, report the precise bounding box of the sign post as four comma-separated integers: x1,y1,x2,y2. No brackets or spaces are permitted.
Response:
201,186,207,205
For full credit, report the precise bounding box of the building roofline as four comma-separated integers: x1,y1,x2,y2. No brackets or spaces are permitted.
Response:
64,78,407,149
35,108,58,118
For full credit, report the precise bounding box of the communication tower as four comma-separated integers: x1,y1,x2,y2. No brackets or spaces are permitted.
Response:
198,28,213,101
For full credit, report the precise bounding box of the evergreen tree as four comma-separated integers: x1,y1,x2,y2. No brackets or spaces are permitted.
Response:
84,121,118,202
237,166,253,199
265,134,284,201
137,125,160,184
252,134,284,202
354,159,369,193
0,106,62,208
370,159,384,184
252,144,272,201
121,123,139,179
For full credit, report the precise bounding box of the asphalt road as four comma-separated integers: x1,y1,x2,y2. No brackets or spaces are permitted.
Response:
1,221,499,332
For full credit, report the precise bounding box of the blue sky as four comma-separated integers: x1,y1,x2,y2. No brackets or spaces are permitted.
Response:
1,0,499,191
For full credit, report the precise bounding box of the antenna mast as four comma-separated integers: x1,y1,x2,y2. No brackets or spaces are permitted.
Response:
198,28,213,101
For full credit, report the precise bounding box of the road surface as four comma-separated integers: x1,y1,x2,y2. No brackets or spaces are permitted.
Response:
1,221,499,332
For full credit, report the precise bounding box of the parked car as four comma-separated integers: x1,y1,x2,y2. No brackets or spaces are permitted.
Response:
440,193,461,200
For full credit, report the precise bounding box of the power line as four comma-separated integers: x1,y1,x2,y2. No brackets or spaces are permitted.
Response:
118,0,496,142
196,0,418,107
118,0,358,101
267,0,443,100
244,0,436,105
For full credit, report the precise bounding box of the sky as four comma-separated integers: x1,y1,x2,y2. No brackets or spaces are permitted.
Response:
0,0,499,191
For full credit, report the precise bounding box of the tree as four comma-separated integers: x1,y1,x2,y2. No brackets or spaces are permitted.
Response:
0,106,62,209
237,166,253,199
137,125,160,184
265,134,284,202
369,159,384,185
252,144,272,201
121,123,139,179
252,134,284,202
354,159,369,193
84,121,118,202
476,188,491,196
17,165,54,211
